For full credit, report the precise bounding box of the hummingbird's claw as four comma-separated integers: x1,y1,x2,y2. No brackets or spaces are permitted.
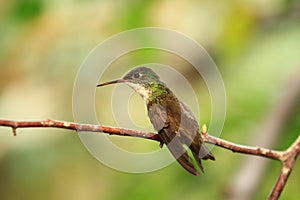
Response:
159,141,164,148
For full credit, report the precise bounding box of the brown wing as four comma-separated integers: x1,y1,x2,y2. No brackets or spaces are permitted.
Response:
147,104,167,132
179,101,215,162
148,101,200,176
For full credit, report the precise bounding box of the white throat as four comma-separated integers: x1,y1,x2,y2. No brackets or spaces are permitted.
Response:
126,82,151,101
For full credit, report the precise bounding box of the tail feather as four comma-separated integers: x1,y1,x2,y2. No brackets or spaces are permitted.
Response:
166,139,200,176
160,132,200,176
160,130,215,176
199,144,215,161
192,144,215,173
192,151,204,173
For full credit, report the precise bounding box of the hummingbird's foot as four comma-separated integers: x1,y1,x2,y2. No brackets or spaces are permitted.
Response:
159,141,164,148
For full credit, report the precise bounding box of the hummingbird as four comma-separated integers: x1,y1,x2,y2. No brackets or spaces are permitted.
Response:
97,66,215,175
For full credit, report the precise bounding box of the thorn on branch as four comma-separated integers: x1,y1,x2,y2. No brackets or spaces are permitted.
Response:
12,127,17,136
11,121,18,136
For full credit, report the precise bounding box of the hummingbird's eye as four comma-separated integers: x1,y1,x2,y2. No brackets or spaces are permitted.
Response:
134,73,140,78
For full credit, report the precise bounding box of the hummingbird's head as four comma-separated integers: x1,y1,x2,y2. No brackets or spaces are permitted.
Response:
122,66,160,85
97,67,163,101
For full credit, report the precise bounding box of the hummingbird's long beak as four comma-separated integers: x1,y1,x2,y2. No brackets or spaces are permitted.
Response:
97,79,126,87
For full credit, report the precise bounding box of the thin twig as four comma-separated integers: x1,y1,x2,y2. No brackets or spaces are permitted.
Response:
0,119,299,200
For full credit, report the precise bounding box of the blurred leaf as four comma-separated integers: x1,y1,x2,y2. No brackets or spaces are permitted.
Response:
10,0,44,22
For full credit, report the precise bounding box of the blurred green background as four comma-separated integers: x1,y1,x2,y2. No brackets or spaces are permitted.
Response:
0,0,299,199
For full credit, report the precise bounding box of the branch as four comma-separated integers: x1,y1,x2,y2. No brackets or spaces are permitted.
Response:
0,119,299,200
268,136,300,200
227,69,300,200
0,119,161,140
